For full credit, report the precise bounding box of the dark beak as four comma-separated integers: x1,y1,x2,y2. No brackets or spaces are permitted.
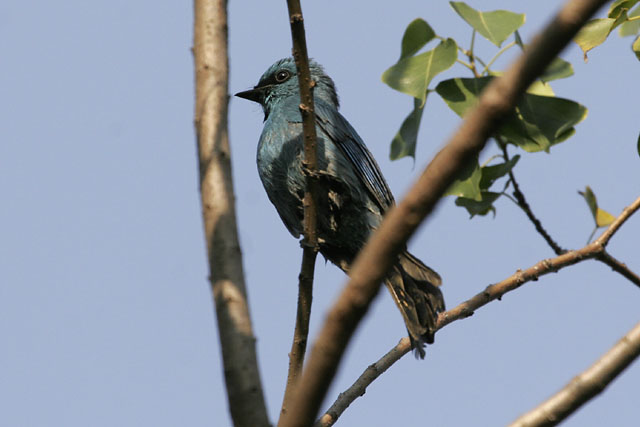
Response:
235,87,262,103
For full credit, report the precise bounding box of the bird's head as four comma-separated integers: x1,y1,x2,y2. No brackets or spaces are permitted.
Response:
235,57,339,119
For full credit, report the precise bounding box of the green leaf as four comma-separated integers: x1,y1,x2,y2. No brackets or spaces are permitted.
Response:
633,35,640,60
578,186,615,227
445,158,482,201
400,18,436,59
527,80,555,97
541,58,574,83
574,18,617,60
514,30,525,49
455,191,501,217
479,155,520,190
449,1,525,47
509,94,588,152
619,6,640,37
435,77,588,152
390,97,426,160
574,11,632,60
609,0,639,19
434,77,490,117
579,186,598,218
382,38,457,103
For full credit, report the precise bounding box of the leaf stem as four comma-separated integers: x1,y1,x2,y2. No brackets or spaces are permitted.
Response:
586,226,597,245
456,59,474,70
482,41,517,75
468,30,480,77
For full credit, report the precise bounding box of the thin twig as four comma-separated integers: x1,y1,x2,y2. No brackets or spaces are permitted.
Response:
314,338,412,427
279,0,320,423
593,196,640,246
456,59,475,71
481,41,517,75
279,3,610,426
317,195,640,426
509,321,640,427
439,195,640,330
193,0,269,425
500,143,566,255
596,251,640,289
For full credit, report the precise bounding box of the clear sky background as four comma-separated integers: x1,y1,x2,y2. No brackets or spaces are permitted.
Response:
1,1,639,426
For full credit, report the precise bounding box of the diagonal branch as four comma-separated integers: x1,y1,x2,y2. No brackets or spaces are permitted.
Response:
438,195,640,330
317,195,640,426
596,251,640,289
193,0,269,425
314,338,412,427
279,2,610,426
509,320,640,427
500,142,566,255
279,0,321,423
593,197,640,246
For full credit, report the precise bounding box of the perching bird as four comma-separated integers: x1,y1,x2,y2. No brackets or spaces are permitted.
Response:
235,57,444,357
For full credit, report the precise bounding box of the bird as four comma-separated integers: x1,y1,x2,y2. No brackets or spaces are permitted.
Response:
235,57,444,357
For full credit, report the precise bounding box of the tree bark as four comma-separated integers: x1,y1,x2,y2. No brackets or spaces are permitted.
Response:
193,1,269,425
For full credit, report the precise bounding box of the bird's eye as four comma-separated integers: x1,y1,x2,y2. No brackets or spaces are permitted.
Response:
275,70,291,83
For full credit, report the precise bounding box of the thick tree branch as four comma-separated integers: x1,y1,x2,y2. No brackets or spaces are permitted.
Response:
193,1,269,425
279,2,610,426
279,0,320,423
317,195,640,426
509,321,640,427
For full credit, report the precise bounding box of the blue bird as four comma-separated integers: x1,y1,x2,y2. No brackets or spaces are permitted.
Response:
236,57,444,357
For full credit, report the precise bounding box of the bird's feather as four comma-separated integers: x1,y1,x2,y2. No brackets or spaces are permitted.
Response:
315,100,395,212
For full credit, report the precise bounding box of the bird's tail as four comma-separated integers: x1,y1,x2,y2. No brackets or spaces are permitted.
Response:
384,252,445,358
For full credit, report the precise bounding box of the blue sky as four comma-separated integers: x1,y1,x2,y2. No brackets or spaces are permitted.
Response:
1,1,639,426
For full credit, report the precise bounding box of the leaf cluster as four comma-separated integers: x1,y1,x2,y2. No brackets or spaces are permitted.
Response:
382,2,626,232
575,0,640,60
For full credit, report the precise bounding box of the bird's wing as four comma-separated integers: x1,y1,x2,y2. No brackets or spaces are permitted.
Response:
314,100,395,212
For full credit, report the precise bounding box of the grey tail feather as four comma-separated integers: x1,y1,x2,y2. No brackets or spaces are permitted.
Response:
384,252,445,359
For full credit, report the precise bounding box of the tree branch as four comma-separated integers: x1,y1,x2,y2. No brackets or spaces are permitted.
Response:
596,251,640,289
279,0,320,423
314,338,412,427
499,140,639,288
193,0,269,425
316,195,640,426
593,196,640,246
500,142,566,255
279,2,610,426
438,195,640,330
509,321,640,427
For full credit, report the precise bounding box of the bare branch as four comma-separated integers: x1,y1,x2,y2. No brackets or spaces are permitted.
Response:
500,143,566,255
279,0,320,423
509,321,640,427
281,254,315,421
594,196,640,247
439,195,640,330
193,1,269,425
315,338,412,427
318,195,640,426
279,2,610,426
596,251,640,289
